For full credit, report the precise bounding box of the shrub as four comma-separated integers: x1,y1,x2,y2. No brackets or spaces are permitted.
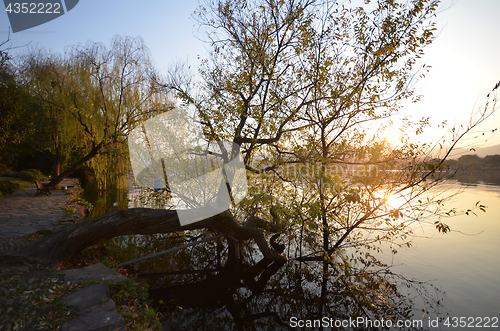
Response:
0,178,37,198
0,179,20,197
1,169,16,177
17,169,45,181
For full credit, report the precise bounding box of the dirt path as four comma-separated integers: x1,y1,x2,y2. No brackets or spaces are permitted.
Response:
0,178,79,239
0,179,130,330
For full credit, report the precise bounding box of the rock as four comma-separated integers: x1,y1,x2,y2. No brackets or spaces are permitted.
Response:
61,283,109,313
57,263,127,283
60,300,125,331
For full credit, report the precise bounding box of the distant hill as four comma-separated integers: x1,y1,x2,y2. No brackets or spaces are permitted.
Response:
450,144,500,158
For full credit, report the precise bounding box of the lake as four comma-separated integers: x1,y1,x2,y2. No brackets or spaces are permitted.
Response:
373,179,500,329
83,173,500,330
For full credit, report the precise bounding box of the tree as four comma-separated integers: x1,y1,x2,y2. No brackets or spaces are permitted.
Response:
2,0,498,271
482,155,500,168
18,35,169,188
0,45,48,173
16,50,84,178
458,154,480,169
0,48,25,170
169,0,443,260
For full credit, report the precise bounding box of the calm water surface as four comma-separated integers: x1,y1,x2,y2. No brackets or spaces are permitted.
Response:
375,180,500,324
84,176,500,330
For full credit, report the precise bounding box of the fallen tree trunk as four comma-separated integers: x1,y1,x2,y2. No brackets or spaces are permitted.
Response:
3,208,286,270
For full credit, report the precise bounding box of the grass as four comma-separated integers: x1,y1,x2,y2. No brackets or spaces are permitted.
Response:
110,280,163,330
60,191,94,222
0,178,34,198
101,239,163,330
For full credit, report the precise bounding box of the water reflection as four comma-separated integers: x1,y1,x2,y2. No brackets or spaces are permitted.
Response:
80,176,500,330
82,185,129,219
82,185,170,219
124,235,445,331
454,170,500,186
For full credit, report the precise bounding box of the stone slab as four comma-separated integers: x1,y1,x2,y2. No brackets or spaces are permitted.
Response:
60,300,125,331
57,263,128,283
62,283,109,312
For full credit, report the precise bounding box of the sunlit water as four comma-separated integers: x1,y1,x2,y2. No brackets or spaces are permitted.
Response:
374,180,500,325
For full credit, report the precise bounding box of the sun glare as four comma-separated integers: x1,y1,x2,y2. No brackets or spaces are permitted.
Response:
385,193,407,210
381,127,404,147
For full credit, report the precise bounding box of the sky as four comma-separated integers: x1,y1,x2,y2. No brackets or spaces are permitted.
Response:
1,0,500,155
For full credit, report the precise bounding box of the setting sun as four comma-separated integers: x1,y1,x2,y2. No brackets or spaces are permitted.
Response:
377,125,405,147
385,193,407,210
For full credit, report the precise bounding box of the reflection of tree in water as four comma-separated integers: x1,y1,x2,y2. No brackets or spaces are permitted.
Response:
127,234,445,330
82,185,129,219
454,170,500,186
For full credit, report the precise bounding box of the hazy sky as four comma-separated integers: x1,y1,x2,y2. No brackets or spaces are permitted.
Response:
1,0,499,151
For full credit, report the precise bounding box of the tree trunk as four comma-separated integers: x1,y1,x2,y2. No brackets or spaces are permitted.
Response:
149,259,286,311
45,143,103,189
3,208,286,270
52,146,62,179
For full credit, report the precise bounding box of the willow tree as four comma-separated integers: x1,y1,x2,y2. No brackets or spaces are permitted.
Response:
16,50,82,178
19,35,169,188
